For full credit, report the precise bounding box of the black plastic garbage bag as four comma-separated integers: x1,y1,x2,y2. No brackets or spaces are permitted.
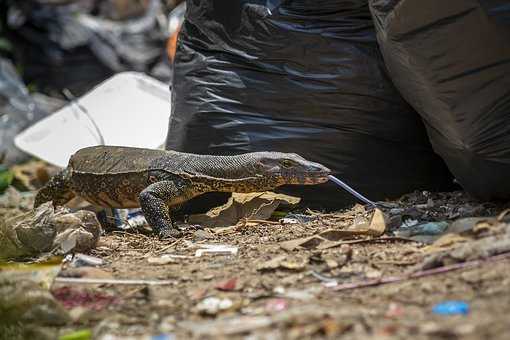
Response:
3,0,170,96
167,0,454,210
370,0,510,201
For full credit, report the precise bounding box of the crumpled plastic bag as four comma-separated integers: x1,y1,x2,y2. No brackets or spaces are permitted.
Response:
0,202,102,260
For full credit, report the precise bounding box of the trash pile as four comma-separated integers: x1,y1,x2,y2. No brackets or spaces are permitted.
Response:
1,176,510,338
2,0,184,95
1,0,510,339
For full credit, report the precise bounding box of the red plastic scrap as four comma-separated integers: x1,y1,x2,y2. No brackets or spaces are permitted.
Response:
52,286,118,310
214,277,237,291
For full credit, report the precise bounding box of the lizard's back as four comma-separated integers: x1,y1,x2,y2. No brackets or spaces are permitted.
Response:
68,146,176,208
70,145,169,174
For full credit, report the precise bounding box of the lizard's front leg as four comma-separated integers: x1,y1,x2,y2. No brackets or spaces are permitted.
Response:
139,179,196,238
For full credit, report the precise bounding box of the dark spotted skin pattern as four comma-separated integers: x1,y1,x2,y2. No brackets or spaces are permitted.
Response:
35,146,331,237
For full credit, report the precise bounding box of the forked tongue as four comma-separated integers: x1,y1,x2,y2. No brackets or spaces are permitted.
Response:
328,175,376,208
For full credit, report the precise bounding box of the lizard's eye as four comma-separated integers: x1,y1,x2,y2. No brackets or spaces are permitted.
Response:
281,159,294,168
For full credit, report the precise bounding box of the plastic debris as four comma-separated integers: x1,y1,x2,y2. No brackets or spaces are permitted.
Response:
194,244,238,257
166,2,186,63
275,287,320,301
0,202,101,260
214,277,238,291
395,221,448,237
400,219,419,228
151,334,175,340
280,213,317,225
59,329,92,340
97,207,147,231
265,299,289,312
52,286,117,311
432,301,470,315
67,253,105,267
280,217,300,224
196,297,234,315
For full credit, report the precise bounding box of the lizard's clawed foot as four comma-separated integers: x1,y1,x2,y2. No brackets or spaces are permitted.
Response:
157,227,182,239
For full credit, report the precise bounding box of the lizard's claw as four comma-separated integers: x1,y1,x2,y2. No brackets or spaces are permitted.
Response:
158,227,182,239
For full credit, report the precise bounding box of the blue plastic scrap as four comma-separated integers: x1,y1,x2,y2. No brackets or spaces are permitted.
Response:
151,334,175,340
432,301,470,315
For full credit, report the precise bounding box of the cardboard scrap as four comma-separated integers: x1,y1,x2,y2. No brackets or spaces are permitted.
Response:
280,208,388,251
189,192,300,228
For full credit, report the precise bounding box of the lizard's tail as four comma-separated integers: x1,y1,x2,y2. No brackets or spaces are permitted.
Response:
34,168,75,208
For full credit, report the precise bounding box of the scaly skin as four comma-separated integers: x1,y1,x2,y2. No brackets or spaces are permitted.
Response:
35,146,330,237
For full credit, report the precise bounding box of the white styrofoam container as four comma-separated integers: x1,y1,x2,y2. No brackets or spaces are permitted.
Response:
14,72,171,167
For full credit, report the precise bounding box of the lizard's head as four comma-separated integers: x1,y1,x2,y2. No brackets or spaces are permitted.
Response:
251,152,331,186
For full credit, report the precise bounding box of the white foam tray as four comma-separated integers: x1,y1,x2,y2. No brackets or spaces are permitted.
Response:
15,72,171,167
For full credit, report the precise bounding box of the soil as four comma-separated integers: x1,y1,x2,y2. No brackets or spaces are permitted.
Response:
42,190,510,339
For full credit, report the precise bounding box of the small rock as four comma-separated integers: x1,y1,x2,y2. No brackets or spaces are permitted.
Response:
193,229,212,241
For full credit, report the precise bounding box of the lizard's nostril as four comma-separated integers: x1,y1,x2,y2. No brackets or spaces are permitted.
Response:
309,164,329,173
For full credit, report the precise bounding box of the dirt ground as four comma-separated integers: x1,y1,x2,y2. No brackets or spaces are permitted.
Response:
32,190,510,339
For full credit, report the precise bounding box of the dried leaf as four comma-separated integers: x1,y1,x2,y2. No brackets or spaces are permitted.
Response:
257,255,307,271
280,236,324,251
422,233,470,254
367,208,387,236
